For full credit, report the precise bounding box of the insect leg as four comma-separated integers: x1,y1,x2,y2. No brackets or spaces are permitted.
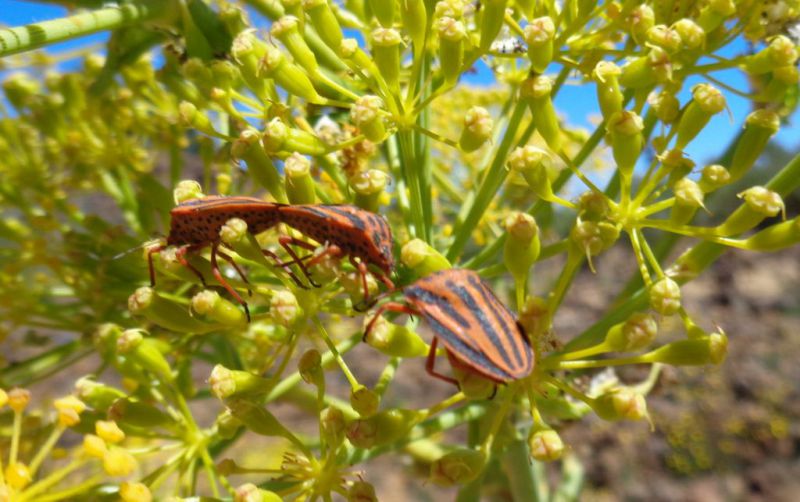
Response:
147,245,166,287
426,337,459,386
351,257,372,312
216,248,252,297
175,244,208,287
211,242,251,322
363,302,419,342
278,235,323,288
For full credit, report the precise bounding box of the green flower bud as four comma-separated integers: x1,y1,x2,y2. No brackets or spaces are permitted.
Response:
570,219,620,259
697,164,729,193
320,406,346,446
524,16,555,73
266,117,328,155
741,216,800,251
479,0,507,51
643,332,728,365
659,148,695,183
506,145,555,202
648,277,681,315
504,212,540,283
528,428,564,461
351,95,386,143
347,480,378,502
129,287,216,333
577,190,610,220
738,186,785,219
434,0,465,19
340,38,380,76
192,290,248,326
178,101,218,136
436,16,466,84
351,385,380,417
697,0,735,32
619,47,670,88
271,290,303,328
744,35,798,75
216,409,243,439
459,106,493,152
117,330,173,382
364,315,429,358
346,408,420,449
518,296,550,341
451,364,496,400
304,0,344,51
520,75,562,150
351,169,389,212
174,180,204,204
671,177,705,224
232,128,287,202
209,365,271,399
370,28,403,92
593,388,648,421
673,18,705,49
675,84,726,150
400,238,451,277
592,61,623,119
606,110,644,180
210,59,239,90
271,16,319,74
74,377,126,411
430,449,488,486
227,398,295,438
369,0,395,27
260,45,322,102
729,110,780,183
109,398,172,428
762,65,800,102
231,31,276,102
341,270,379,306
299,349,324,386
629,5,654,44
605,312,658,352
647,90,680,124
285,153,317,204
400,0,427,49
219,218,249,247
647,25,681,53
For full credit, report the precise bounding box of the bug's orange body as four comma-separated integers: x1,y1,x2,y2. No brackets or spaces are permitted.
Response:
365,269,534,384
167,196,280,247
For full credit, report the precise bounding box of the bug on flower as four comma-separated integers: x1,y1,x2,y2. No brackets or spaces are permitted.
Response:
364,269,533,384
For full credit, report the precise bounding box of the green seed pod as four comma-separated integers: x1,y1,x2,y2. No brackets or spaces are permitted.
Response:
216,410,243,439
479,0,507,51
619,47,671,88
728,110,780,183
271,16,319,74
347,481,378,502
524,16,556,73
647,90,680,124
192,290,248,327
400,238,451,277
74,377,126,411
697,0,735,32
271,290,304,328
520,76,561,150
116,330,173,382
400,0,427,49
605,312,658,352
659,148,695,183
436,16,467,84
738,186,785,219
434,0,465,19
672,18,705,50
451,364,496,400
108,398,172,428
351,95,386,142
528,428,564,461
351,385,380,417
369,0,396,27
341,270,379,306
698,164,731,192
227,398,295,438
577,190,611,220
503,212,540,284
606,110,644,181
209,365,272,399
232,128,286,201
629,4,654,45
459,106,494,152
742,216,800,251
177,100,219,136
298,349,324,386
304,0,344,51
370,28,403,92
347,408,424,448
174,179,205,204
364,315,429,357
675,84,726,150
340,38,380,76
231,31,275,102
670,177,705,224
351,169,389,212
643,332,728,365
430,448,488,486
263,117,328,156
260,45,322,102
570,219,620,260
648,277,681,316
285,153,317,204
320,406,346,447
762,65,800,102
744,35,799,75
508,145,556,200
592,61,623,119
129,287,216,333
593,388,648,421
647,25,681,53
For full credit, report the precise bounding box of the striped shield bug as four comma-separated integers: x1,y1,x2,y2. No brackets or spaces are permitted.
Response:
364,269,533,385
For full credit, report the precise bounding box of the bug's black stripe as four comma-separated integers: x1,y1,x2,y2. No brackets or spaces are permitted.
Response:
467,273,528,371
424,311,512,382
446,279,515,369
289,205,332,223
316,205,367,231
405,285,471,329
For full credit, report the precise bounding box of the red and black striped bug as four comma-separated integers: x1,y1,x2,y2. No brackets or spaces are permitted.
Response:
364,268,534,385
148,196,397,320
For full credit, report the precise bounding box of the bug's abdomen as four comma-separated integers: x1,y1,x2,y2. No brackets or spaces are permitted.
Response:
167,196,281,246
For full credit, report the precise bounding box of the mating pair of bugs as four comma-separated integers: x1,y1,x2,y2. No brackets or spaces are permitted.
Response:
149,196,533,385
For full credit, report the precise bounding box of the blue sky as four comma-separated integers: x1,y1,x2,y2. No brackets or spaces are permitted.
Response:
2,1,798,168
